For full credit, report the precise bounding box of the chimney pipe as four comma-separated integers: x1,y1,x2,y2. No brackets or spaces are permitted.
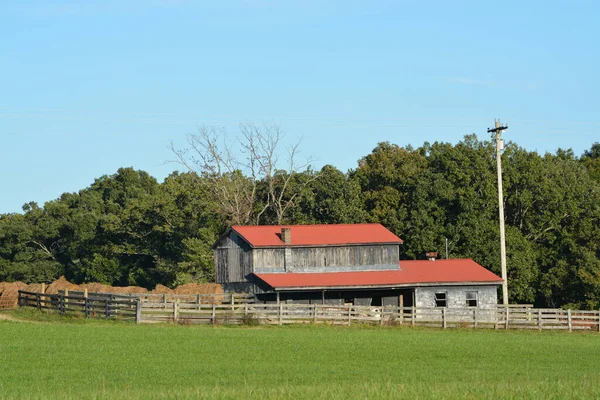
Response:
425,251,438,261
281,227,292,245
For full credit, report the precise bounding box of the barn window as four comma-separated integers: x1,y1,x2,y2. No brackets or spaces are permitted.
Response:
466,291,478,307
434,292,447,307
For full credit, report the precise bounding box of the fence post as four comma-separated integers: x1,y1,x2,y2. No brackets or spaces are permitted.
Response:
598,310,600,332
278,303,283,326
347,306,352,326
64,289,69,309
211,303,216,325
197,294,201,304
567,309,572,332
244,302,248,317
231,293,235,310
36,293,41,310
505,307,510,330
442,307,446,329
473,309,478,328
538,309,542,330
135,299,141,324
412,306,416,326
380,307,385,326
105,299,110,318
173,300,179,323
59,294,65,314
313,304,317,324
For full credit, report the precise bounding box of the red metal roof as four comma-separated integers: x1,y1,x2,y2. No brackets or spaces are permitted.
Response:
231,224,403,247
254,259,502,290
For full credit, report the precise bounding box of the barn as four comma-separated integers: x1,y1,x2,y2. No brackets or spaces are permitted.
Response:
212,224,502,308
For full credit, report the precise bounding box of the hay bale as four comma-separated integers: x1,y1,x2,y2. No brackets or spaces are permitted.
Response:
45,276,80,295
24,283,44,293
79,282,113,294
0,282,28,308
173,283,225,304
173,283,223,295
150,284,174,294
110,286,148,294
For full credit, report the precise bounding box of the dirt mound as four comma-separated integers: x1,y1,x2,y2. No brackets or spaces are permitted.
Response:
150,284,174,294
0,282,28,308
45,277,80,295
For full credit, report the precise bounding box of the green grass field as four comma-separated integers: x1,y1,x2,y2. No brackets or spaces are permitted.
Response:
1,309,599,399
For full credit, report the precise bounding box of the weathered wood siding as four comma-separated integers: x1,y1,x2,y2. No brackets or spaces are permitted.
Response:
253,244,399,273
214,232,253,283
415,285,498,309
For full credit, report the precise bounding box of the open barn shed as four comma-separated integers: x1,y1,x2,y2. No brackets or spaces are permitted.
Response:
213,224,502,308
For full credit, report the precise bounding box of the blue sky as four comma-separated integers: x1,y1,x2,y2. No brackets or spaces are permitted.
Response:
1,0,599,213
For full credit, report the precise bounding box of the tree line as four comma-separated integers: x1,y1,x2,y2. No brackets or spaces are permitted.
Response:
1,131,599,309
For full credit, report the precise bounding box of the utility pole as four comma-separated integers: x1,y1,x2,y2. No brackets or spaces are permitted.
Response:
488,120,509,305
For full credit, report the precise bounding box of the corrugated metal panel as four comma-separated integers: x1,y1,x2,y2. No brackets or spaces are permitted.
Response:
231,223,403,247
254,259,503,289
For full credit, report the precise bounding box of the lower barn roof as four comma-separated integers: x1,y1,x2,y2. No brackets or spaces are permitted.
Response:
254,259,503,291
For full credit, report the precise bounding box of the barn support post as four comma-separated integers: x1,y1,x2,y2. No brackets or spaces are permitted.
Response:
567,309,572,332
322,290,325,305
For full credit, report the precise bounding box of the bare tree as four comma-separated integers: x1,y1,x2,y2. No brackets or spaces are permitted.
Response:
170,122,315,225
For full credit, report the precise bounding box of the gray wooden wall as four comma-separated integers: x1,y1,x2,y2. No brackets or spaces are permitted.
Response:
253,244,400,273
415,285,498,309
214,231,253,284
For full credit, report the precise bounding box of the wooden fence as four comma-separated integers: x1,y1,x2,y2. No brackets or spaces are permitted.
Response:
18,290,139,321
138,302,600,331
58,291,254,305
15,290,600,332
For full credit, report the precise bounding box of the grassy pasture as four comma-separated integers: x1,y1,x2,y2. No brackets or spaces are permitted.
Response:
1,309,599,399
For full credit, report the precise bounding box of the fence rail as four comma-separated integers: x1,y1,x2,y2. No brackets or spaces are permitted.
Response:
137,302,600,331
57,291,253,305
16,290,600,332
18,290,139,321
